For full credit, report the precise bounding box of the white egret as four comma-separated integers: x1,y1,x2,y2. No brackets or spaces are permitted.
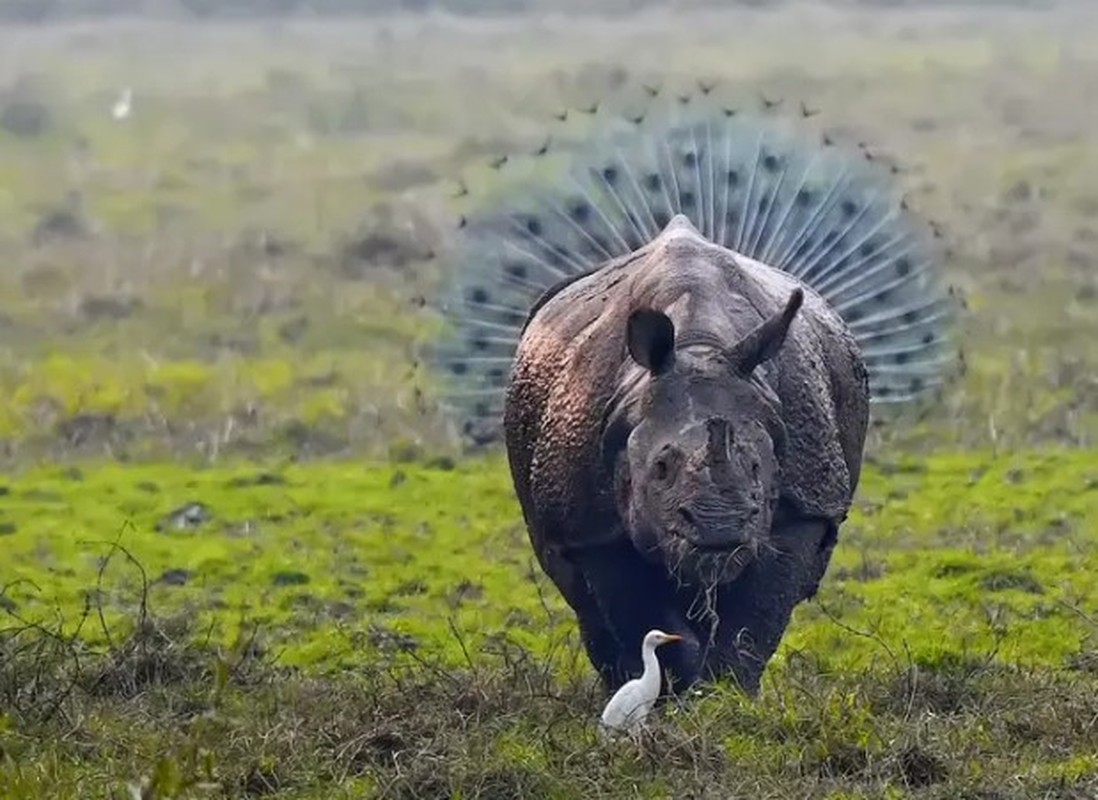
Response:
112,88,133,121
599,629,683,736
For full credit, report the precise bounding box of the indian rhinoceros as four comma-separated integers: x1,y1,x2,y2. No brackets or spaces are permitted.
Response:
426,82,956,696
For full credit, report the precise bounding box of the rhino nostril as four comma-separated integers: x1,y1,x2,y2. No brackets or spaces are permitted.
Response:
678,507,696,527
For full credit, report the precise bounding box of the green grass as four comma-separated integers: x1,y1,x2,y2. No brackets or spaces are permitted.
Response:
2,448,1096,676
2,454,557,671
0,5,1097,799
2,448,1096,797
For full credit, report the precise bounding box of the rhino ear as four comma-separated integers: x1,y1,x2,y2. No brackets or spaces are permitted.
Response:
626,309,676,375
730,288,804,375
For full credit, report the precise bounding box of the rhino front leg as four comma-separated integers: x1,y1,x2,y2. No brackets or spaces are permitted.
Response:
535,545,633,688
564,538,703,693
706,511,838,696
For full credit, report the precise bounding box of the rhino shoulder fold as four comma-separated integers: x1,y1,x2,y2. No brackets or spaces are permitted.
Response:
768,285,869,523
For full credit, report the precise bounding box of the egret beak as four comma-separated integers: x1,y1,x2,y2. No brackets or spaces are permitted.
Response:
663,634,684,643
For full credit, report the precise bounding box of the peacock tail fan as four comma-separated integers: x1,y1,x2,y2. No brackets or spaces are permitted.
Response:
415,77,961,448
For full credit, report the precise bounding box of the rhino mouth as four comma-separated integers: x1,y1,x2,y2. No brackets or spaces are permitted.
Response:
669,533,752,551
662,534,758,585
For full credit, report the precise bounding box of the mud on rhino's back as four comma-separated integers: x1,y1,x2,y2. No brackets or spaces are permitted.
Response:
503,258,639,553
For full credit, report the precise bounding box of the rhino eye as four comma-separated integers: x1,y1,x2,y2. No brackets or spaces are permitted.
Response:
651,445,680,482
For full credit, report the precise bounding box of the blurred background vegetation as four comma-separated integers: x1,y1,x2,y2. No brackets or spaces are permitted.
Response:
0,0,1069,24
0,1,1093,469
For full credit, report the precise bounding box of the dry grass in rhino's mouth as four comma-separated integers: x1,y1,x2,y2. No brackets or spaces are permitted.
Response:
667,533,759,557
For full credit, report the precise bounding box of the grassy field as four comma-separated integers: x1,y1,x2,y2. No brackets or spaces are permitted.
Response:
1,4,1097,798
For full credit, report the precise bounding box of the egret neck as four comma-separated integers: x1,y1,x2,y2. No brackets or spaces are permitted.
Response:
637,634,664,705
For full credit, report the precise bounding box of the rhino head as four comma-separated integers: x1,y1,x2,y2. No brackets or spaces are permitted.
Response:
603,287,804,586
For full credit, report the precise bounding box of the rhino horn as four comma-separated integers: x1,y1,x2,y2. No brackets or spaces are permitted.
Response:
705,417,734,480
728,288,804,375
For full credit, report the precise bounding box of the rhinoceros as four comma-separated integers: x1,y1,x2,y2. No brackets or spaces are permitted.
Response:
427,84,956,695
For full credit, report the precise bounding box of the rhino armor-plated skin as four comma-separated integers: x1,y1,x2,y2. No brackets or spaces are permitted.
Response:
503,215,870,695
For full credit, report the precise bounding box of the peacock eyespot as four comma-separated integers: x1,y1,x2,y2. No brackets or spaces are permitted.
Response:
504,262,528,279
569,201,591,223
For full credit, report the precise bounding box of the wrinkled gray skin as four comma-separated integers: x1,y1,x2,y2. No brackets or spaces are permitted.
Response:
504,215,870,697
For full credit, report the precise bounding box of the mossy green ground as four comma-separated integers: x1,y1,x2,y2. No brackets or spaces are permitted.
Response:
3,448,1096,677
1,5,1097,799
